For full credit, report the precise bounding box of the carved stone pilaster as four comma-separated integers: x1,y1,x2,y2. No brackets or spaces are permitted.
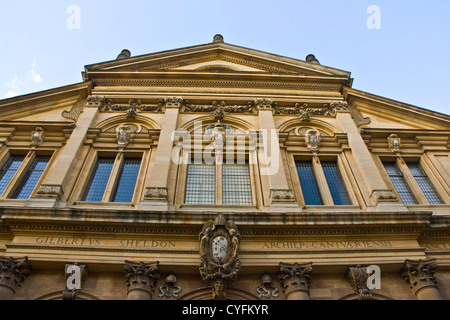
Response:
271,189,295,202
348,265,373,300
402,259,442,299
278,262,312,300
124,261,160,300
0,257,31,299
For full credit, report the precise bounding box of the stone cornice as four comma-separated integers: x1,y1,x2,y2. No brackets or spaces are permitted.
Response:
0,209,433,236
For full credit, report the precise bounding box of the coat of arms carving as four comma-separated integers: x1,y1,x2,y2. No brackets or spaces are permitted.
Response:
199,214,241,297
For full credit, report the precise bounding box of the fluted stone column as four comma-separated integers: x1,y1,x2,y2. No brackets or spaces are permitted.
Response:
278,262,312,300
124,261,160,300
402,259,443,300
0,257,31,300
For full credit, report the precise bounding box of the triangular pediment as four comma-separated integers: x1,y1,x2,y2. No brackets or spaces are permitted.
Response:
84,42,351,78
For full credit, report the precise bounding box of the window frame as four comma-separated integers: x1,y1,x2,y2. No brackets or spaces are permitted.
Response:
380,156,447,206
0,149,53,200
288,153,358,208
72,150,147,206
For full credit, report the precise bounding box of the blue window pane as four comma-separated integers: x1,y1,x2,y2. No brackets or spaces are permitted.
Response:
0,155,25,196
83,158,115,202
383,162,417,205
12,156,50,200
223,164,252,205
407,163,443,205
112,158,141,203
185,164,215,205
322,162,351,205
296,161,323,205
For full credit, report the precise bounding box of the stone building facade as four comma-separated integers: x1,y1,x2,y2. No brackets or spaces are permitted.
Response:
0,35,449,300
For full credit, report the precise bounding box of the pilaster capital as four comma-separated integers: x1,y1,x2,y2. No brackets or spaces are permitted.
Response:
271,189,295,203
0,257,31,294
125,261,160,297
278,262,312,297
402,259,439,296
86,95,106,109
63,263,88,300
254,98,276,113
329,101,350,113
159,97,185,109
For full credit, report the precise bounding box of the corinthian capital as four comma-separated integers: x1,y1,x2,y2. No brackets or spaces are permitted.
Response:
125,261,160,297
0,257,31,295
402,259,439,296
278,262,312,297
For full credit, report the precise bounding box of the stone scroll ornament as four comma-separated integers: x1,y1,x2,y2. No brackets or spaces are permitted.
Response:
199,215,241,299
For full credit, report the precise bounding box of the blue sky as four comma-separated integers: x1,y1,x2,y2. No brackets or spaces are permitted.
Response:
1,0,449,115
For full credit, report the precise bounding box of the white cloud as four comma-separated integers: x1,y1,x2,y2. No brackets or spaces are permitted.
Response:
3,60,43,98
28,60,42,84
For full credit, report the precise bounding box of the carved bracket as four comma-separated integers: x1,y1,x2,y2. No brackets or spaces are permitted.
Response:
63,263,88,300
36,184,64,199
348,265,373,300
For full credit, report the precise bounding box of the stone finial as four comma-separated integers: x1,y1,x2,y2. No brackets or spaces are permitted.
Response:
306,54,320,65
213,34,224,43
116,49,131,60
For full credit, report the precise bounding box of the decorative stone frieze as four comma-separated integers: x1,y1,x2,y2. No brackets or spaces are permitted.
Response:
124,261,160,300
278,262,312,300
0,257,31,299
